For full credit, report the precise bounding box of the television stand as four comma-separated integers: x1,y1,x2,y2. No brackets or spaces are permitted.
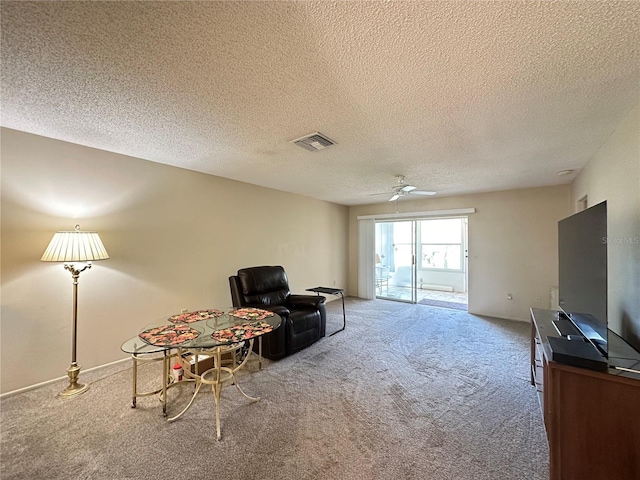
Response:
530,308,640,480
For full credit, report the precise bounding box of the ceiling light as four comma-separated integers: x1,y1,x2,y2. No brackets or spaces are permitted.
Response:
557,169,574,176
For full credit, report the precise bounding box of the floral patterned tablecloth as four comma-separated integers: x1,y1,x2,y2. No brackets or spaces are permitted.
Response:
169,309,224,324
139,324,201,346
136,307,278,347
212,321,274,343
228,307,275,321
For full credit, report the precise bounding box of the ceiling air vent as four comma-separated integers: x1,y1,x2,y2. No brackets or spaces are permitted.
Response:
290,132,336,151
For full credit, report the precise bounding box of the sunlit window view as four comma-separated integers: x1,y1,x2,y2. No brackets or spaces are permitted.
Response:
420,219,462,270
375,218,468,307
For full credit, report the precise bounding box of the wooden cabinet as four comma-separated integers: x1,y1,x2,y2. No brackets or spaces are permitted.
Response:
530,308,640,480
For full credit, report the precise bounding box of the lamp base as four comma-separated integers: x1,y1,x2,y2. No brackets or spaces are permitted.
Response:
57,363,89,398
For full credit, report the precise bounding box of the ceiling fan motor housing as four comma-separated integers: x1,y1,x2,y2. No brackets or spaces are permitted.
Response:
387,175,435,201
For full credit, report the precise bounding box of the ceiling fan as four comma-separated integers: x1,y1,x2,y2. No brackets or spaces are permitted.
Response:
371,175,436,202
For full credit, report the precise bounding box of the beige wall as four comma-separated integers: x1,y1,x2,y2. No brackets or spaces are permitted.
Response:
5,100,635,395
571,103,640,351
349,186,572,322
1,128,349,394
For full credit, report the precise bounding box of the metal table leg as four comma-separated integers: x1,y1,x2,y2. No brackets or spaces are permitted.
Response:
128,349,176,415
329,291,346,336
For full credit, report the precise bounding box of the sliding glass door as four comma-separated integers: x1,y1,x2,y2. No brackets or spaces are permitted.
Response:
418,218,467,300
374,220,417,302
374,217,468,305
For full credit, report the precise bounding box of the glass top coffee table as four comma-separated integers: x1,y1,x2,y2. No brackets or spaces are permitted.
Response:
121,307,281,440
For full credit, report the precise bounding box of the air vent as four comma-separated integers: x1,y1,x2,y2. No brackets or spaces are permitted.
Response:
290,132,336,151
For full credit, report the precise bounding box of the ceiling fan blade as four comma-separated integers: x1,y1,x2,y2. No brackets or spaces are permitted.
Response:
409,190,437,196
400,185,416,192
389,193,400,202
368,191,392,196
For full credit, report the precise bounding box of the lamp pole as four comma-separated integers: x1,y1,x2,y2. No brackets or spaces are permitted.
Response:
58,263,92,398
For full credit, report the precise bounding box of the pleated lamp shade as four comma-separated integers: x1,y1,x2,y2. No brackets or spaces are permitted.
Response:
41,226,109,262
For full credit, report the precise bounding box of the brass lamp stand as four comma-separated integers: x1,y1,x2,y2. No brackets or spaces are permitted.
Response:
41,225,109,398
58,263,92,397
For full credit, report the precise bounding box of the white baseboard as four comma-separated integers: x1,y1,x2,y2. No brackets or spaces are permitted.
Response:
420,283,454,292
0,357,130,400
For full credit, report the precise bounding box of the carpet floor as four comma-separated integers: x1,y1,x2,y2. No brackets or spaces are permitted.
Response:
1,298,548,480
417,298,468,311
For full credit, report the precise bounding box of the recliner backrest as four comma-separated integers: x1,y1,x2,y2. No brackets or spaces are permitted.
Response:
236,266,291,306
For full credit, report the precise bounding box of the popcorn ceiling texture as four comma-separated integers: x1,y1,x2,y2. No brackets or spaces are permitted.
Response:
2,1,639,205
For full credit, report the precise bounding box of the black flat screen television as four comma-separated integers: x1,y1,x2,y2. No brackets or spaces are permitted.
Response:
558,201,608,357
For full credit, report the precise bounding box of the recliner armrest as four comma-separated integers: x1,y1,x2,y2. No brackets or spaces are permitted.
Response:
287,294,326,309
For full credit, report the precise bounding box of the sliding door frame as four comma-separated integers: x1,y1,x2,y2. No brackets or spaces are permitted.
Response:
359,208,475,303
375,219,417,303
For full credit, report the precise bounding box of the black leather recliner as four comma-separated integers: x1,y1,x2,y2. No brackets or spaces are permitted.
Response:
229,266,326,360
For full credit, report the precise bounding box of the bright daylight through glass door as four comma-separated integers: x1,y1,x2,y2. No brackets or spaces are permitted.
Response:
375,220,416,302
375,218,468,307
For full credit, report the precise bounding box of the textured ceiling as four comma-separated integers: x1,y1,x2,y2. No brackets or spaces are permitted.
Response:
2,1,639,206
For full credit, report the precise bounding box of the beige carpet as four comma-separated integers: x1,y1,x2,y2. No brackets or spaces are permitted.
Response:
417,298,468,311
1,298,548,480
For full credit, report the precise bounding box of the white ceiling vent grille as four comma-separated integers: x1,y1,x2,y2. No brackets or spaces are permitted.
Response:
290,132,336,151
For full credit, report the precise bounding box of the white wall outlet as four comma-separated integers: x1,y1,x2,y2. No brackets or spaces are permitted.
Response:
507,293,513,300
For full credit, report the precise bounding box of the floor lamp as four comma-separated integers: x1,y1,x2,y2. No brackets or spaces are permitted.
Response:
41,225,109,398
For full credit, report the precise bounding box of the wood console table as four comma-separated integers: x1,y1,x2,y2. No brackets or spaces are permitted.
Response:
530,308,640,480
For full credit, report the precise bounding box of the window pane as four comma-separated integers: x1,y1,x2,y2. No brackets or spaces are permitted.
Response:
394,221,413,239
421,244,461,270
394,243,413,267
420,219,461,243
